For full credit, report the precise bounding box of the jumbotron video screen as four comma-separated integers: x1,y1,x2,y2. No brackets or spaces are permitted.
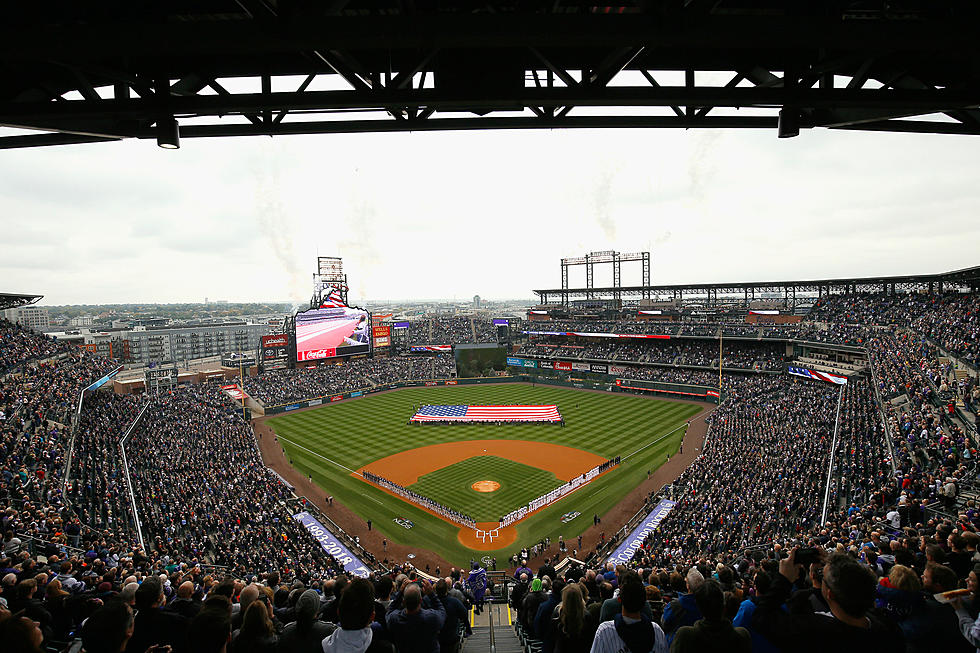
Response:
295,306,370,361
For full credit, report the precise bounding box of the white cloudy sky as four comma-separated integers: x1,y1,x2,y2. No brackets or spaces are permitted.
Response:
1,124,978,305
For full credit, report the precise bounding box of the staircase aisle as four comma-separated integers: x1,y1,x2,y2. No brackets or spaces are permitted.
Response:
463,601,523,653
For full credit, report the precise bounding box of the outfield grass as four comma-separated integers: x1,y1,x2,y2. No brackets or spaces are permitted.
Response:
267,384,700,565
409,455,565,522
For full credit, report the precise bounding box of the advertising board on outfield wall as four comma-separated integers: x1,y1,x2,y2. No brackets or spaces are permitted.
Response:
261,373,723,415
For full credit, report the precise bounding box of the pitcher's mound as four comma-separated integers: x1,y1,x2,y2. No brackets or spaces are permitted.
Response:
471,480,501,493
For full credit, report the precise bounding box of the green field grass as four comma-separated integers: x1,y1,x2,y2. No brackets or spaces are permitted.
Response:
409,455,565,521
266,384,701,565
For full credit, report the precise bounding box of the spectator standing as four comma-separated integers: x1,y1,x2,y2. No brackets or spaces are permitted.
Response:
670,579,750,653
233,599,278,653
385,582,445,653
752,550,905,652
589,578,667,653
126,577,188,653
552,583,593,653
278,589,334,652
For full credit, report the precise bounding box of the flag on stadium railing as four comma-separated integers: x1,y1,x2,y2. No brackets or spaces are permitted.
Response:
410,404,562,423
788,366,848,385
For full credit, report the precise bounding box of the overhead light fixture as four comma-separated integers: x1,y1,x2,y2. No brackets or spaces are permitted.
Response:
777,107,799,139
157,117,180,149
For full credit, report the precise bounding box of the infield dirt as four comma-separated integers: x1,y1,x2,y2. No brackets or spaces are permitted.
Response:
253,383,712,573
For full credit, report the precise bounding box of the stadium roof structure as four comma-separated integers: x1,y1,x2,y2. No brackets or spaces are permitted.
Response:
2,1,980,149
0,293,43,311
533,265,980,306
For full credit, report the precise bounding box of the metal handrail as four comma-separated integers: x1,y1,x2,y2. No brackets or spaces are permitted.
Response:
119,400,151,551
488,593,496,653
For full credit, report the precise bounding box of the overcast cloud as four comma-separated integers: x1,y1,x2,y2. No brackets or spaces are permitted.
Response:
1,126,977,305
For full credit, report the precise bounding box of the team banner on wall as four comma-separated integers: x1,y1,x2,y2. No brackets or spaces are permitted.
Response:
788,366,848,385
523,330,670,340
607,499,677,564
292,512,370,578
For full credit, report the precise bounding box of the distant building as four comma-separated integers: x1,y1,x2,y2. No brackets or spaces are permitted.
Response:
3,306,50,331
473,295,481,308
69,315,94,327
49,321,271,365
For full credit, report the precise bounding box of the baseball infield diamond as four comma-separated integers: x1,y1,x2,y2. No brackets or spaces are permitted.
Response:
408,456,566,521
265,384,703,563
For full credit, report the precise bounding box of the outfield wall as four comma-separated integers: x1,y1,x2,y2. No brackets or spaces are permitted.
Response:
261,374,722,415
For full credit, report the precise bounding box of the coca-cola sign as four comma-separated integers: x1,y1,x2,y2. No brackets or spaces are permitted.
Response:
297,348,336,362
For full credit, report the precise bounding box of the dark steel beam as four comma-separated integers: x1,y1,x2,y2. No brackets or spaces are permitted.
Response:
3,15,977,59
3,86,976,123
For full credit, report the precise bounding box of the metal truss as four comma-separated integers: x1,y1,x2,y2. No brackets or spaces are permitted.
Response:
534,265,980,306
0,293,43,311
2,2,980,149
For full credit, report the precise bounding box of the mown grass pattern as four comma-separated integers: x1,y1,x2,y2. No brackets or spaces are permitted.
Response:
267,384,701,564
409,455,565,521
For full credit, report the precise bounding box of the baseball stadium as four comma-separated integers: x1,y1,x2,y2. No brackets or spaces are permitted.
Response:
3,3,980,653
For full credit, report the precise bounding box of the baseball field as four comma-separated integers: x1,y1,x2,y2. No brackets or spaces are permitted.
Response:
265,384,701,564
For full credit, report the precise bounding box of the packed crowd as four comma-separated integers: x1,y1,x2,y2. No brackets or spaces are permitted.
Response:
1,349,120,559
67,392,145,544
244,355,457,406
0,318,72,375
2,289,979,651
406,317,499,345
125,383,344,580
520,338,784,371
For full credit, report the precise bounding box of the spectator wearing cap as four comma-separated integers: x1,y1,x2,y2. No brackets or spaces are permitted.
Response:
661,569,703,643
752,550,905,652
278,588,334,653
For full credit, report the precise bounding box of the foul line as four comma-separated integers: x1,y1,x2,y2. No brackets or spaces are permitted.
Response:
277,435,361,476
621,422,689,462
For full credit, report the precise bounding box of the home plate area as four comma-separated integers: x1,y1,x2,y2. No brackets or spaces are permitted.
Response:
355,439,615,550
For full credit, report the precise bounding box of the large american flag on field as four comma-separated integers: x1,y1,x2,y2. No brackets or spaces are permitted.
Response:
411,404,562,423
